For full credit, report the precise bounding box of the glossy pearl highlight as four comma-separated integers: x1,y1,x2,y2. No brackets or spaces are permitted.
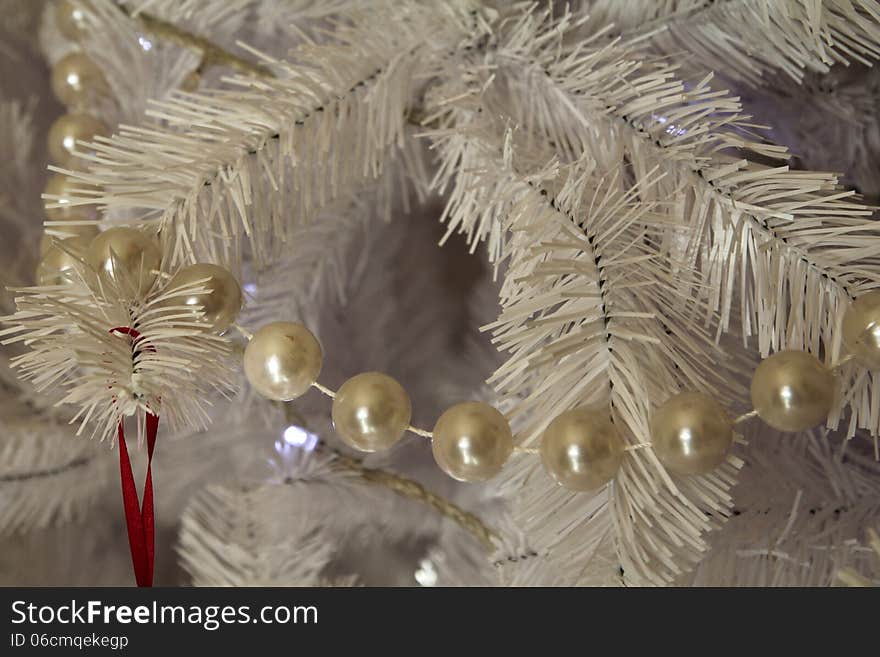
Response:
332,372,412,452
842,291,880,370
161,263,243,332
50,52,108,108
650,392,734,475
55,0,92,41
47,113,110,167
750,350,835,432
243,322,323,401
431,402,513,482
86,227,161,297
44,173,98,223
540,407,624,491
36,235,90,286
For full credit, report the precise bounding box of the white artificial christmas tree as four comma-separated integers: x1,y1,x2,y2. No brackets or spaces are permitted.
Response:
0,0,879,587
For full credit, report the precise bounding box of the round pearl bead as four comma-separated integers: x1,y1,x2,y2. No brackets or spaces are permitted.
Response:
243,322,323,401
44,173,98,223
47,113,110,167
331,372,412,452
36,235,90,286
842,291,880,370
431,402,513,482
161,263,243,332
86,227,161,297
50,52,108,108
650,392,734,475
540,407,624,491
55,0,92,41
750,350,835,433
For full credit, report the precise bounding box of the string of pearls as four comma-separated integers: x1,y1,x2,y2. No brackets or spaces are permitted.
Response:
239,293,879,491
39,1,110,284
36,223,880,491
39,1,204,289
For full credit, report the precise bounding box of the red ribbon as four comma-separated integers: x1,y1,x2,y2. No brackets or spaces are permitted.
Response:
110,326,159,588
117,414,158,587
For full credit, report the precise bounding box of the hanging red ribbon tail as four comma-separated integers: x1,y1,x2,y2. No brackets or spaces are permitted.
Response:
117,414,159,587
144,412,159,585
110,326,160,587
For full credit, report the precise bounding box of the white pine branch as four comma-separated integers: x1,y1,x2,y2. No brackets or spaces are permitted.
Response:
425,65,747,582
687,427,880,585
177,444,423,586
469,7,880,438
595,0,880,85
576,0,707,39
55,1,473,270
179,482,336,586
40,0,215,126
241,134,430,330
494,161,744,585
0,255,237,444
0,360,112,534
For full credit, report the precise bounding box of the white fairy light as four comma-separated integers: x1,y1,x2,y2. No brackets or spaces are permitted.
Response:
414,558,437,586
282,425,318,451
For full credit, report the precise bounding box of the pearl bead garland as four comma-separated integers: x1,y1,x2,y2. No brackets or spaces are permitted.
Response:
540,407,623,490
43,172,98,225
86,227,162,297
432,402,513,482
332,372,412,453
243,322,323,402
36,235,91,286
239,293,880,490
50,52,108,108
42,2,111,272
650,393,734,475
842,291,880,370
42,0,205,257
159,263,243,332
47,113,110,167
750,350,836,433
55,0,92,41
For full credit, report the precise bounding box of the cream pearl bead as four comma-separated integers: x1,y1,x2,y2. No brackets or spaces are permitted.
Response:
50,52,108,108
44,173,98,223
331,372,412,452
47,113,110,167
650,392,734,475
86,227,161,297
750,350,835,433
431,402,513,482
36,235,90,286
540,407,624,491
55,0,92,41
842,291,880,370
243,322,323,401
161,263,243,332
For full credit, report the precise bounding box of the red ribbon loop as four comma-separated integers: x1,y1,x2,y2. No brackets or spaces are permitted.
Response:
111,326,159,587
117,414,159,587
